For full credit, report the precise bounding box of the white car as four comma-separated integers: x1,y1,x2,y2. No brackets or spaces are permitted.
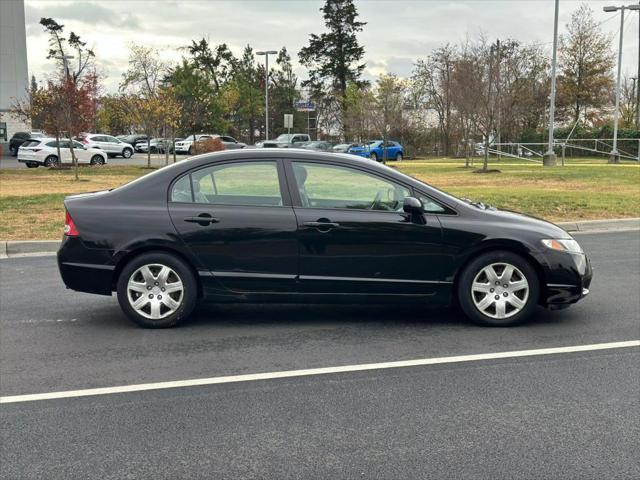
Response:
174,134,214,155
17,138,108,168
77,133,135,158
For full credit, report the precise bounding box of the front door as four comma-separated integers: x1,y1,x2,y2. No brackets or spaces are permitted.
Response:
286,160,443,295
168,159,298,293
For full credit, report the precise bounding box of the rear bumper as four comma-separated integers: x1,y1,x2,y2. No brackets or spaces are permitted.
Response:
57,236,115,296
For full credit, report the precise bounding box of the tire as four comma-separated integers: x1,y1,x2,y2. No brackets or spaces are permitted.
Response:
457,250,539,327
150,147,157,154
26,162,39,168
369,152,378,161
90,155,105,166
122,148,133,158
44,155,59,168
187,146,193,155
396,152,403,161
10,145,18,156
117,252,198,328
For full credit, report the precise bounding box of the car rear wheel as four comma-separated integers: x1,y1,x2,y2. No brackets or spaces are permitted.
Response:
90,155,105,166
122,148,133,158
44,155,59,168
369,152,378,161
117,252,197,328
457,250,539,326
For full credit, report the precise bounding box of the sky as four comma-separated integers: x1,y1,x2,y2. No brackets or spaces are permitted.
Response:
24,0,640,93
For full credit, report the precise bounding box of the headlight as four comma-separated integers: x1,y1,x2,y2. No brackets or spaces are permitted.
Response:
541,238,583,254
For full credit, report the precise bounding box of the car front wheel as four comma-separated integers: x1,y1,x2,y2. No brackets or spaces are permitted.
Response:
90,155,105,165
117,252,197,328
369,152,378,161
457,251,539,326
122,148,133,158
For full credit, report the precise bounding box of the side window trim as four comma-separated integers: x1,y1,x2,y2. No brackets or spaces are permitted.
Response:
284,159,412,213
414,189,458,216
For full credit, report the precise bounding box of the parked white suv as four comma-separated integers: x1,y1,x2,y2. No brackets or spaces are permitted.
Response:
77,133,135,158
17,138,108,168
174,134,247,154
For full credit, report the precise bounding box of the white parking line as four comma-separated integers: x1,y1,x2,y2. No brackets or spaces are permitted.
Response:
1,340,638,404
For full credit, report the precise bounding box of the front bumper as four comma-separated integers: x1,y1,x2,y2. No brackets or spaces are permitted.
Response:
539,249,593,307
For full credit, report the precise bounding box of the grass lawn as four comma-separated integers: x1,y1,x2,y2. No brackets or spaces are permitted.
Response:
0,157,638,240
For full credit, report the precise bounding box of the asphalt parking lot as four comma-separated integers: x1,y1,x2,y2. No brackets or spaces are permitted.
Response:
1,230,639,479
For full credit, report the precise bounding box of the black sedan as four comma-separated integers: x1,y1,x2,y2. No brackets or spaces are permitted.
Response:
58,150,592,328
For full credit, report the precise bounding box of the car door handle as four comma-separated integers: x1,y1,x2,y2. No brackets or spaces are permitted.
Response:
303,221,340,230
184,214,220,226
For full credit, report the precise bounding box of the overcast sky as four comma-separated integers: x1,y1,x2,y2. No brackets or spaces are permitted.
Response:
25,0,639,92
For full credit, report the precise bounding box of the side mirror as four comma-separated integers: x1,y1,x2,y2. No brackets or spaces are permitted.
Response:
403,196,424,214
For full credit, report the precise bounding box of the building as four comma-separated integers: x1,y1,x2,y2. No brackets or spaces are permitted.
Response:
0,0,30,149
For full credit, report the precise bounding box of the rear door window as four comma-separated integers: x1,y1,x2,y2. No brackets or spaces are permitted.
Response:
171,161,283,207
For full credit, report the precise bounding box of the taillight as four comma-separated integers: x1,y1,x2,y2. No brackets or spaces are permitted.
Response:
64,210,79,236
81,138,88,144
32,148,42,152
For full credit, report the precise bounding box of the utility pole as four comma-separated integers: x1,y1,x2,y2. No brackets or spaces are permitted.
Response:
256,50,277,140
544,0,559,167
603,4,640,163
637,2,640,129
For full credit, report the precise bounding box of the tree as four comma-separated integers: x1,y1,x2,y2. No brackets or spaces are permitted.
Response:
558,4,614,123
413,45,457,156
270,47,303,137
299,0,366,138
120,44,168,166
371,74,405,162
187,38,236,93
40,17,95,83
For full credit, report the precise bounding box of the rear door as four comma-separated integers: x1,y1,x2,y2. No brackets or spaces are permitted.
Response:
168,159,299,293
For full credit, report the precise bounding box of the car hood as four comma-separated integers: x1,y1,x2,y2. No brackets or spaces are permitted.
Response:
473,206,571,239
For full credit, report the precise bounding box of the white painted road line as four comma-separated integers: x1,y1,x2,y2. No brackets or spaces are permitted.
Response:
1,340,638,404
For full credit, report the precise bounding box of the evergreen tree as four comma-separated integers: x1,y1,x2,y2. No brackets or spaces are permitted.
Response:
299,0,366,138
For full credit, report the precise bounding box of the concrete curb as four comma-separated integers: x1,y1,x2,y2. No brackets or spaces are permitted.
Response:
0,218,638,258
556,218,640,233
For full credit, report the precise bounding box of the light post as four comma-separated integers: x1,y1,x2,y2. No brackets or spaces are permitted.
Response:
256,50,277,140
53,54,74,79
603,4,640,163
544,0,560,167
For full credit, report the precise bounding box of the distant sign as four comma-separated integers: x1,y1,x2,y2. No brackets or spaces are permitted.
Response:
284,114,294,129
294,100,316,112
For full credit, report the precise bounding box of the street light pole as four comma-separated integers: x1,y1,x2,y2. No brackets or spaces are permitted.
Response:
603,4,640,163
256,50,277,140
544,0,560,167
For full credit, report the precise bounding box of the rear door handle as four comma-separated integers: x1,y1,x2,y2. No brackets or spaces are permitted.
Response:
184,214,220,226
303,221,340,231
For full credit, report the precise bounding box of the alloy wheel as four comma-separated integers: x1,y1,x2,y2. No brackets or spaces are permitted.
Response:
471,262,529,319
127,264,184,320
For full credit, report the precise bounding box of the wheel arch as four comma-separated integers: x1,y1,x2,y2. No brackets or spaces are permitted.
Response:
451,240,547,305
111,245,203,298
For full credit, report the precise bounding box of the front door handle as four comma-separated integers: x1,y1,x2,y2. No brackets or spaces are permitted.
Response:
303,220,340,231
184,213,220,226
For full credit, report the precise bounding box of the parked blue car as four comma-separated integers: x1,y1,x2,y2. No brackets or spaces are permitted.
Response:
348,140,404,162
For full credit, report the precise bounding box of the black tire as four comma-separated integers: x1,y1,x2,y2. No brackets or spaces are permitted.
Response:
90,155,105,166
10,145,18,156
44,155,59,168
396,152,403,161
457,250,539,327
117,252,198,328
150,146,157,154
187,146,193,155
26,162,39,168
122,148,133,158
369,152,377,161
